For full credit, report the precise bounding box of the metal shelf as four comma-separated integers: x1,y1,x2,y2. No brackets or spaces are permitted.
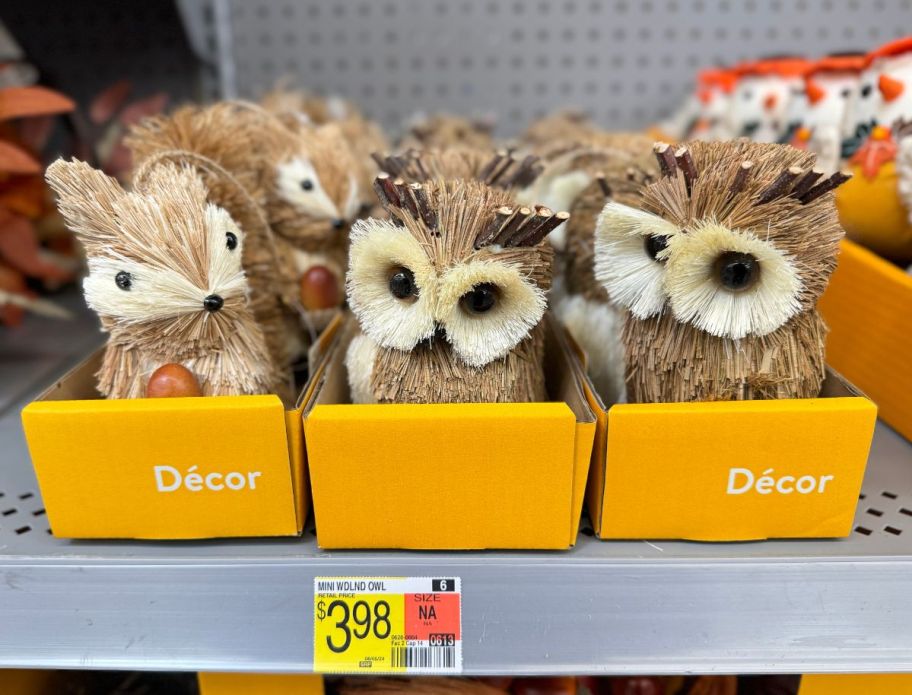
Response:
1,298,911,675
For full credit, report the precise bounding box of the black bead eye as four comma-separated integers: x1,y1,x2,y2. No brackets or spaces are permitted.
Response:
460,283,498,314
644,235,670,262
115,271,132,291
715,252,760,292
388,267,418,300
861,84,873,98
225,231,238,250
301,179,314,191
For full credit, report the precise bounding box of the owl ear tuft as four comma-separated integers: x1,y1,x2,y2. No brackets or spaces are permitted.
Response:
45,159,126,256
473,204,569,249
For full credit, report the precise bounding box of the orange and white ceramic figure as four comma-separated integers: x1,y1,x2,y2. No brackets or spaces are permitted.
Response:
836,37,912,264
797,54,866,173
689,68,738,141
727,58,811,143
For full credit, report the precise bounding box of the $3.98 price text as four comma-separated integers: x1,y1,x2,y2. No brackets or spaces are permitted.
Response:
317,598,392,653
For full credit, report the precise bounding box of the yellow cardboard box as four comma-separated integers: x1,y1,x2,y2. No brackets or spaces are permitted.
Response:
819,238,912,441
303,314,596,550
19,320,341,540
583,369,877,541
800,674,912,694
198,673,324,695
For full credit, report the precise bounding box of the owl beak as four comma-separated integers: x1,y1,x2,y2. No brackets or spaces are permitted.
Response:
417,324,448,349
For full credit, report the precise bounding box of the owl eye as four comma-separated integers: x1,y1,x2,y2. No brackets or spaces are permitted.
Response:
388,267,418,300
300,179,314,191
115,271,132,291
226,231,238,250
460,283,498,314
715,251,760,292
644,235,670,262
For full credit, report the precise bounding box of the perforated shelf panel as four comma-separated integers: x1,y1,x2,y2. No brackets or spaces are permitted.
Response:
216,0,912,135
1,294,912,675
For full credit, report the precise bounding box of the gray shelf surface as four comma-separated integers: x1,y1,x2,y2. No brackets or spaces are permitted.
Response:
1,296,911,676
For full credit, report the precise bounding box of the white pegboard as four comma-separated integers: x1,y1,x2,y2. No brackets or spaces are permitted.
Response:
216,0,912,136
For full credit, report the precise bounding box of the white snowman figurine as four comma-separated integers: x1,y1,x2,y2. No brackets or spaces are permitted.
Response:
689,68,738,141
836,37,912,266
726,58,811,142
795,54,866,173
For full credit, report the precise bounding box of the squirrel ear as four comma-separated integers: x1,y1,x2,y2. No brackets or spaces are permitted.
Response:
46,159,126,254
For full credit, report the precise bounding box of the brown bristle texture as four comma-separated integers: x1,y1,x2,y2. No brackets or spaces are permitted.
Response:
370,322,547,404
374,177,562,258
622,140,846,403
45,159,283,400
790,168,824,199
641,140,841,313
374,147,542,191
562,135,661,303
624,310,828,403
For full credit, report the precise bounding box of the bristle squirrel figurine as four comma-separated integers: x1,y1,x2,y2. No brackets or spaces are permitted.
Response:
344,173,565,404
46,160,280,399
127,102,361,346
595,141,850,403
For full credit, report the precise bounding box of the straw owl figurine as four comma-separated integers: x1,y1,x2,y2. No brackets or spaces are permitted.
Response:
345,175,566,404
46,160,280,399
555,134,659,404
595,140,850,403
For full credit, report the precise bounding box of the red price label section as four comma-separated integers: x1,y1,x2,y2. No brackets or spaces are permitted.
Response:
313,577,462,674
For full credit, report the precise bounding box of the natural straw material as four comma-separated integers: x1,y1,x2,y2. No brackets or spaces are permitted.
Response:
347,178,559,404
46,159,280,399
608,140,848,403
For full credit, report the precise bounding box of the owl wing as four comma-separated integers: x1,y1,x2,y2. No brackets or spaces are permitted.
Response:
345,333,379,404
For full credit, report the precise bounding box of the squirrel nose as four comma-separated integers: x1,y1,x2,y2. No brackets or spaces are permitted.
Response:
332,218,345,229
203,294,224,312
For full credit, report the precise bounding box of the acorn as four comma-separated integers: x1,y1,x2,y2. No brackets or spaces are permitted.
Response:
299,265,340,310
146,363,202,398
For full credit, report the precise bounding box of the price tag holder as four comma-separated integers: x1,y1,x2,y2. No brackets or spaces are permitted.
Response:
314,576,462,674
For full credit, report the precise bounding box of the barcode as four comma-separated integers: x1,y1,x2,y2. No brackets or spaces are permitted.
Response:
390,645,456,670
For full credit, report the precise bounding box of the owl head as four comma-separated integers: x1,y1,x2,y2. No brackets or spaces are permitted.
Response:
46,159,252,348
348,175,564,368
594,140,850,340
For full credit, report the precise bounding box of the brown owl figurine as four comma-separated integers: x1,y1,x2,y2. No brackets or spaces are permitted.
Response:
46,159,281,399
594,140,850,403
344,175,566,404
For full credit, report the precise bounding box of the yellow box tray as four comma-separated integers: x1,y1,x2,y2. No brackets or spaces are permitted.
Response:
819,238,912,441
303,314,596,550
583,370,877,541
20,319,341,540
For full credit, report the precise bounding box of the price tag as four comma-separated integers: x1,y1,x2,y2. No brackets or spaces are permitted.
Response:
314,576,462,674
